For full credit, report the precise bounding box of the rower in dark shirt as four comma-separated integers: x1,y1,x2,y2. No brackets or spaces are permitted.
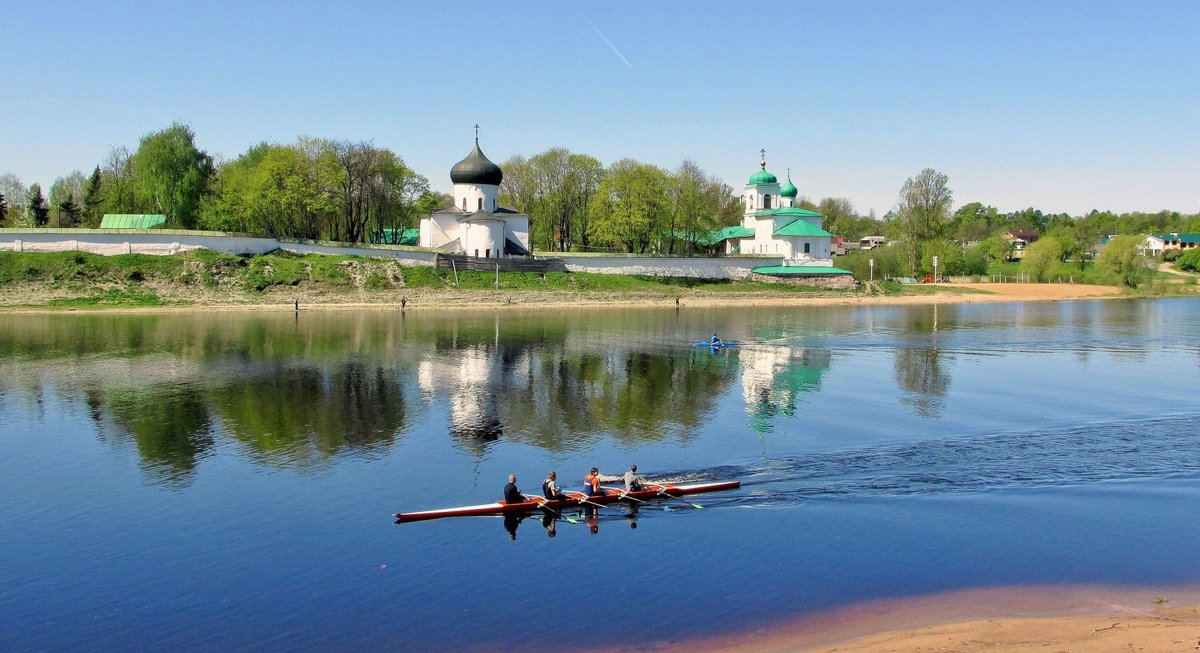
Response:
542,471,568,500
503,474,523,504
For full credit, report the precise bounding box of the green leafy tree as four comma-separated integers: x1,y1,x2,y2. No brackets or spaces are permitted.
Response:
130,123,214,228
818,197,856,239
969,235,1010,272
499,148,603,252
951,201,1000,242
326,140,429,244
587,159,670,253
26,184,49,226
1177,249,1200,272
1020,238,1063,282
98,146,137,216
896,168,953,272
921,239,965,277
1098,235,1149,288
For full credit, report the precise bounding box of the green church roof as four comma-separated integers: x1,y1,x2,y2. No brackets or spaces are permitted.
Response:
772,219,834,238
712,225,754,241
752,265,852,275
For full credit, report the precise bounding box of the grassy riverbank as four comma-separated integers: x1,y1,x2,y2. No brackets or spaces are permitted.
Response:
0,250,866,308
0,249,1192,310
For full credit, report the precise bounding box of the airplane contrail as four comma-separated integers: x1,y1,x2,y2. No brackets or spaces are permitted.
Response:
589,22,633,69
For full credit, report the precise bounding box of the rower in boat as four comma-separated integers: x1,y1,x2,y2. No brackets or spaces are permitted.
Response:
542,471,567,501
623,464,644,492
710,333,722,346
584,467,603,497
503,474,523,504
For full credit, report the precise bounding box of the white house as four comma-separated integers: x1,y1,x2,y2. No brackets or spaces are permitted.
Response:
418,135,531,258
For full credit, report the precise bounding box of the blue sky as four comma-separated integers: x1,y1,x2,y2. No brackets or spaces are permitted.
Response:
2,1,1197,217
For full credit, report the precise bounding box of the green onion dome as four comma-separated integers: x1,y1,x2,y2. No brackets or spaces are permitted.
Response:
749,167,777,185
780,175,797,197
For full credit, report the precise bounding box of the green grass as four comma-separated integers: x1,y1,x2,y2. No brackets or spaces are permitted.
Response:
10,248,1188,307
46,289,166,307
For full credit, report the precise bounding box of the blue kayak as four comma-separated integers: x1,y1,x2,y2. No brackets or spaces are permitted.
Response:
692,341,738,348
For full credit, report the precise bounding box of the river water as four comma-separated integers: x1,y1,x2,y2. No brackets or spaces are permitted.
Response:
2,299,1199,651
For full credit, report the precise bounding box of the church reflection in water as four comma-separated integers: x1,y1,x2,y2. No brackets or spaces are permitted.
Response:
739,344,832,433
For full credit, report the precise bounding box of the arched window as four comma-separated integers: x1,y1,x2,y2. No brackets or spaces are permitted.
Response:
478,198,483,211
462,197,467,210
474,249,479,257
764,195,772,209
484,249,490,258
804,242,811,254
493,198,497,211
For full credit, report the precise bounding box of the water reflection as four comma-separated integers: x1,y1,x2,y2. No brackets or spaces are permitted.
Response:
741,346,831,432
3,300,1194,483
102,385,215,485
894,305,952,417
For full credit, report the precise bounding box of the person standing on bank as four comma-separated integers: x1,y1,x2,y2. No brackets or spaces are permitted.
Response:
542,471,567,500
503,474,523,504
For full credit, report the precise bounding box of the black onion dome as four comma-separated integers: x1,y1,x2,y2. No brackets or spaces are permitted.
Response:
449,143,503,186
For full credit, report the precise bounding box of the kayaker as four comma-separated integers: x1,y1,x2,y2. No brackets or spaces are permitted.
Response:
584,467,603,497
623,464,644,492
710,334,722,345
542,471,567,500
503,474,523,504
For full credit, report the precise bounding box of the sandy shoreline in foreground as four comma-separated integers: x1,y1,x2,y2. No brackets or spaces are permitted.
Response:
591,585,1200,653
0,282,1130,313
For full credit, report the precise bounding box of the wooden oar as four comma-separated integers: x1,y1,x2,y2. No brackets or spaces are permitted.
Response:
651,483,704,509
526,495,580,524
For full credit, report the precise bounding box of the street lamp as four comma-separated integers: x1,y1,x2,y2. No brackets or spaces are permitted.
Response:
932,255,939,284
869,257,875,282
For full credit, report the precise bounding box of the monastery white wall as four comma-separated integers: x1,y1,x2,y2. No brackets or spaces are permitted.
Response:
0,229,437,266
556,254,782,280
0,229,793,280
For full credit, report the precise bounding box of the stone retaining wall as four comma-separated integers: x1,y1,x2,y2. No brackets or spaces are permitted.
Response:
0,229,794,280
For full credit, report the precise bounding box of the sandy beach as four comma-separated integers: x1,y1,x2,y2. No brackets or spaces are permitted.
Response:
0,282,1129,313
597,586,1200,653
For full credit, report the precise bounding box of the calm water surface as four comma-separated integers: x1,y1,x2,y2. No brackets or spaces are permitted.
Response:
2,299,1199,651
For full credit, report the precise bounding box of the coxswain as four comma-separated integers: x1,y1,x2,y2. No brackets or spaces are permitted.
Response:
623,464,644,492
584,467,604,497
542,471,567,500
503,474,523,504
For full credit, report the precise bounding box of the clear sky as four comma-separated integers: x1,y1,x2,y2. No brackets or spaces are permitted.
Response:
2,1,1197,217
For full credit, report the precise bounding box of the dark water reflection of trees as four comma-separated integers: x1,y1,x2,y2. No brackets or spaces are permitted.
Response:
0,307,987,483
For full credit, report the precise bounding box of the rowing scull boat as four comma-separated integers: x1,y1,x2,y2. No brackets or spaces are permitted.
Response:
393,481,740,523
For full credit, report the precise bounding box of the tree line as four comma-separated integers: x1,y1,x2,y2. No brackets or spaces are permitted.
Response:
3,124,1197,259
841,167,1200,287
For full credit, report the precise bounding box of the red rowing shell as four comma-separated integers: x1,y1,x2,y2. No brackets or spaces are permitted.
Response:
394,481,740,523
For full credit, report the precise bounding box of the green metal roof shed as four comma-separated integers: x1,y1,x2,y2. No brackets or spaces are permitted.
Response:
99,214,167,229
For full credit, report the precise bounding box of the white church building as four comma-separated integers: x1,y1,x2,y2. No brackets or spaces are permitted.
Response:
418,135,531,258
724,152,836,267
